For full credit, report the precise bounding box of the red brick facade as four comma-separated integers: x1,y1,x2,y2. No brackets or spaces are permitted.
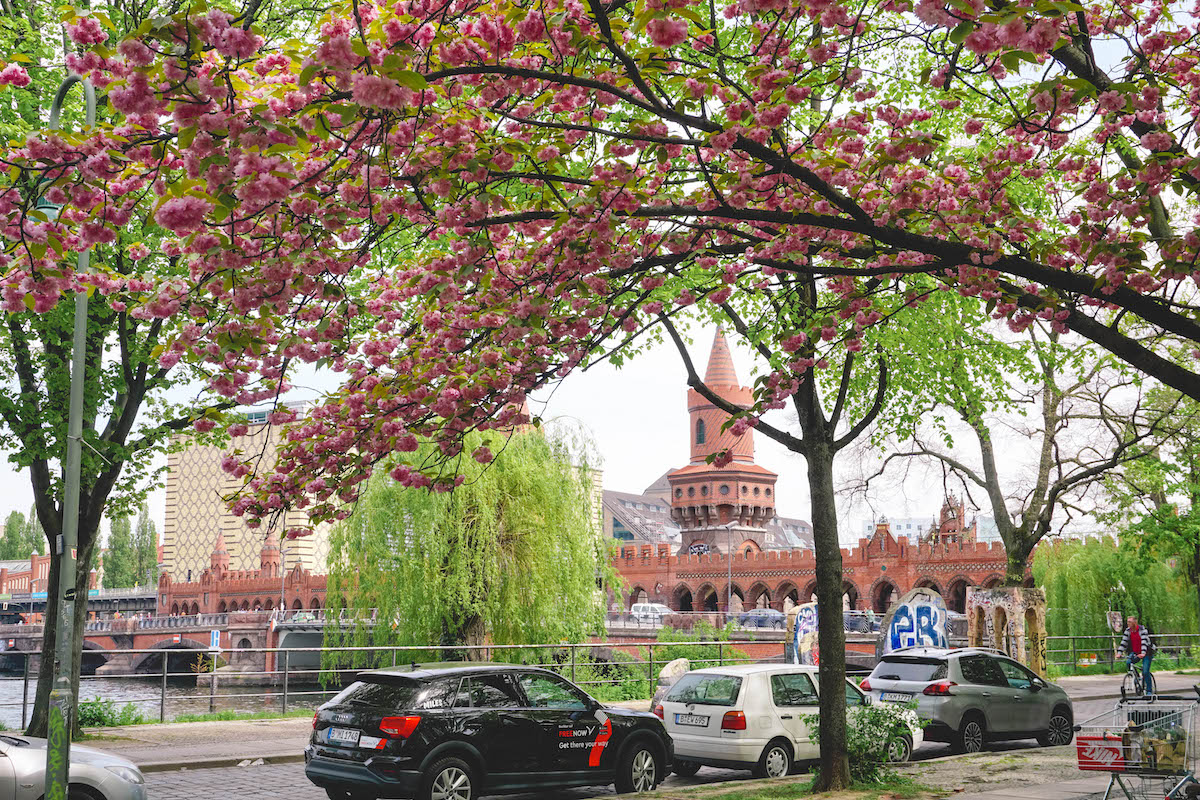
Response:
614,525,1009,614
156,526,327,615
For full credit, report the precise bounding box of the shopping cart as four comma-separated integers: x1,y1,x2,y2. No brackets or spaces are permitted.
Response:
1076,691,1200,800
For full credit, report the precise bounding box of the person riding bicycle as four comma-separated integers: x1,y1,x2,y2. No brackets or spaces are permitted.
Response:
1117,614,1154,695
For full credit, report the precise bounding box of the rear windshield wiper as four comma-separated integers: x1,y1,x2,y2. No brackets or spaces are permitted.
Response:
877,674,902,680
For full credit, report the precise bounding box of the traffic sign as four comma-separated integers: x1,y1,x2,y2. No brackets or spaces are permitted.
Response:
209,629,220,651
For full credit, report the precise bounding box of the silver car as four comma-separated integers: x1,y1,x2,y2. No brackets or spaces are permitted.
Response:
860,647,1074,753
0,733,148,799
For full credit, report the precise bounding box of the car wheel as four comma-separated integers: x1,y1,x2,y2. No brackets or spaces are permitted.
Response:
955,714,986,754
420,756,475,800
753,739,793,779
1037,708,1074,747
886,734,913,763
673,759,702,777
615,742,659,793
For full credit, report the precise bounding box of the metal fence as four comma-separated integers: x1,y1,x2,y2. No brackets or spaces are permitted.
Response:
1046,633,1200,671
0,640,763,729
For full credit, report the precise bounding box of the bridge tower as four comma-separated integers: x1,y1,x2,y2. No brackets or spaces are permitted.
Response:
209,530,229,575
667,328,777,558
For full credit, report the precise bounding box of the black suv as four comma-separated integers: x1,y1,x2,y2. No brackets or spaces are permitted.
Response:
305,663,673,800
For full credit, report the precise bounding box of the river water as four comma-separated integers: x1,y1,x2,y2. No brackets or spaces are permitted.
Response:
0,675,341,729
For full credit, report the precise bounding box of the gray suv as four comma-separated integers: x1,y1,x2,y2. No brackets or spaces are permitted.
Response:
861,647,1073,753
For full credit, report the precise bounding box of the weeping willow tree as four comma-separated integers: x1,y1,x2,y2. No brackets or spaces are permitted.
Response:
1033,537,1196,646
322,429,609,669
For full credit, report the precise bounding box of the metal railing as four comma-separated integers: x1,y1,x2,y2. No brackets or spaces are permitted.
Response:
1046,633,1200,671
0,639,765,729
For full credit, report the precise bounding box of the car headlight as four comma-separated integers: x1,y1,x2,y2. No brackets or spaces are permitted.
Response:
105,765,145,784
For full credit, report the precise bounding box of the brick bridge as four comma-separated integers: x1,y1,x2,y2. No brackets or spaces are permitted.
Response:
0,611,327,677
614,529,1016,615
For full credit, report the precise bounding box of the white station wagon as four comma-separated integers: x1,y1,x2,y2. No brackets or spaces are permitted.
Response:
655,664,923,778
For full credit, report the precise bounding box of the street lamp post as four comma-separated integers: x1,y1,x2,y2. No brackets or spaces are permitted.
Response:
718,520,739,619
41,74,97,800
280,546,286,616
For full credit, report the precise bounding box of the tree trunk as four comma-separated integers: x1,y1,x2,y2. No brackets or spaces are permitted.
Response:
24,551,60,738
25,518,97,739
1003,536,1033,587
807,438,851,791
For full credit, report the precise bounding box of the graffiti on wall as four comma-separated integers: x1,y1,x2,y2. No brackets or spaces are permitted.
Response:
876,587,949,658
965,587,1048,676
791,602,819,665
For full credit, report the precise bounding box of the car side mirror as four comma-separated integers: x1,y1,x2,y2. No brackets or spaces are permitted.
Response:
1029,680,1044,692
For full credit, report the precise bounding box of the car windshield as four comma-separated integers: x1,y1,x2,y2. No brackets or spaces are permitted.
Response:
665,673,743,706
327,678,423,709
872,658,946,682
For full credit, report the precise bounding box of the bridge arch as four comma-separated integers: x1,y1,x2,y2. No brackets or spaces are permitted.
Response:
217,600,227,613
131,638,211,675
310,598,321,610
801,579,818,605
80,640,110,675
189,602,199,615
745,582,771,609
870,577,900,614
913,576,943,596
695,582,718,612
946,576,972,613
843,580,861,610
980,573,1004,589
774,581,800,611
718,583,745,613
292,599,303,610
626,586,649,609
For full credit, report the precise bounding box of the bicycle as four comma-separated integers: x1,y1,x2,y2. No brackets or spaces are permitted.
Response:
1121,652,1157,699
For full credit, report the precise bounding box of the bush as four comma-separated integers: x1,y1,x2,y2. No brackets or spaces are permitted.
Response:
77,697,148,728
804,701,918,784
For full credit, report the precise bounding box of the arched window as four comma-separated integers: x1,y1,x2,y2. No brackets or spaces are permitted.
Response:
696,419,706,444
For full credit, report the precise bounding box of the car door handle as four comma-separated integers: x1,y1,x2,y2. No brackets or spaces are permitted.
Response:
779,715,792,719
981,692,991,697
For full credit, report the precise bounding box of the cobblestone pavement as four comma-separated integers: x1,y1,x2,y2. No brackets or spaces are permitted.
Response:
145,761,747,799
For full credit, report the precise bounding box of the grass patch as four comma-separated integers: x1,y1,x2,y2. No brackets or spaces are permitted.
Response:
651,773,943,800
170,709,315,723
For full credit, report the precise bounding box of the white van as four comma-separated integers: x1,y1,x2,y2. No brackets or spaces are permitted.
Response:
630,603,673,625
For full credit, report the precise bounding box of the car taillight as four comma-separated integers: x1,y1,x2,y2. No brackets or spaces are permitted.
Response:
859,678,872,691
721,711,747,730
380,715,421,738
923,681,957,696
653,704,664,719
312,712,318,730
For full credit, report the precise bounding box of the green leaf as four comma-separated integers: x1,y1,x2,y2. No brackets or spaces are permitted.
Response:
393,70,428,91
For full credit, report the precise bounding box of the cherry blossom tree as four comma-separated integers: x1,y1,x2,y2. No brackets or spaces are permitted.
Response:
6,0,1200,776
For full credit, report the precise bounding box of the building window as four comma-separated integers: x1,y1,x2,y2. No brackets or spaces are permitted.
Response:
765,488,772,496
700,486,708,496
696,419,706,445
688,487,695,497
753,488,760,497
741,486,748,495
719,485,730,496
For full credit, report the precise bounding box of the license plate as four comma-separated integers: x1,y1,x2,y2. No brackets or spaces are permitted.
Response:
881,692,914,702
327,727,361,745
675,713,709,727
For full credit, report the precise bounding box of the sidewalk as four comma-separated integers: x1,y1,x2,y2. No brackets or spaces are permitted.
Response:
951,775,1110,800
1056,670,1199,701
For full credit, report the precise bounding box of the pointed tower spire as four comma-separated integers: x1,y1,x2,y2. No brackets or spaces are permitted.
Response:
704,327,740,386
210,529,229,572
260,527,281,575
